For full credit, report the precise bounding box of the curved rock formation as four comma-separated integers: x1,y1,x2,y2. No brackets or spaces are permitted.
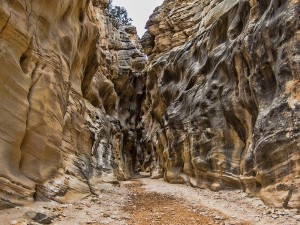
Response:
141,0,300,209
0,0,145,209
0,0,299,211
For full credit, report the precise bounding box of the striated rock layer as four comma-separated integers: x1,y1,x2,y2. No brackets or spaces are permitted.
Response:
0,0,145,209
1,0,299,211
141,0,300,209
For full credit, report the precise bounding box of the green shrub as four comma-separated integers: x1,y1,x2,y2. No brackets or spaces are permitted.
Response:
108,0,132,26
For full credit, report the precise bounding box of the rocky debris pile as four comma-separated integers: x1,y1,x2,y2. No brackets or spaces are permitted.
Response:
1,177,300,225
2,182,129,225
123,186,219,225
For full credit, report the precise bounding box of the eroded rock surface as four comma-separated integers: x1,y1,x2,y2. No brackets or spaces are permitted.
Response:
0,0,299,212
141,0,300,209
0,0,145,209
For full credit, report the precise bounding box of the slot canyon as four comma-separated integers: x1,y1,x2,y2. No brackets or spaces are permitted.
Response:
0,0,299,224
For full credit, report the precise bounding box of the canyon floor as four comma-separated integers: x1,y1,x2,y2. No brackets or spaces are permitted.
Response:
1,174,299,225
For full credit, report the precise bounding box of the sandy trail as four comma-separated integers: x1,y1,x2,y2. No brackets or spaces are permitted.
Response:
139,177,300,225
122,179,219,225
0,175,299,225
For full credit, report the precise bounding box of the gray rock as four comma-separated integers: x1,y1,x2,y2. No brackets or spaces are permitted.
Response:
32,212,52,224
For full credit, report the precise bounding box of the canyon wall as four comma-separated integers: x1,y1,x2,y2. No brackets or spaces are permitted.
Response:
0,0,145,209
1,0,299,211
141,0,300,209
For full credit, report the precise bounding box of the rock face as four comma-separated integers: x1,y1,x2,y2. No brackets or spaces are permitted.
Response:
0,0,145,208
141,0,300,209
0,0,299,211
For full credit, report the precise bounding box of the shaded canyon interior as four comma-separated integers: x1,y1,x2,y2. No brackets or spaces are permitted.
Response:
0,0,299,211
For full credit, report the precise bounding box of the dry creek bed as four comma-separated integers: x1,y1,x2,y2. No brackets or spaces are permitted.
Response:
0,175,299,225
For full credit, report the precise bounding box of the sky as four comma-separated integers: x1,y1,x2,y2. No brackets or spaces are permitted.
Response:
112,0,164,37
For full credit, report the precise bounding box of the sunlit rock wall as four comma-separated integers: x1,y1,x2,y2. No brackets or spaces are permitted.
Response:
0,0,145,208
141,0,300,209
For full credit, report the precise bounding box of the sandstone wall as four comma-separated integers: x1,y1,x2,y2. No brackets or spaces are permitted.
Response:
1,0,299,211
141,0,300,209
0,0,145,209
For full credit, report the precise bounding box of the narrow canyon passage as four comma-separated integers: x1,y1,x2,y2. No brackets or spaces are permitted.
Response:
0,0,300,224
1,175,299,225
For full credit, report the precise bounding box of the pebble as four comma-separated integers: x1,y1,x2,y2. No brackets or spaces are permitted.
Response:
266,210,272,214
12,222,27,225
214,216,223,220
24,211,52,225
103,213,110,218
277,211,287,216
295,215,300,220
25,211,37,219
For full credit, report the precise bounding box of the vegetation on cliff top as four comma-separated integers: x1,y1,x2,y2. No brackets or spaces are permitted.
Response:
108,0,132,26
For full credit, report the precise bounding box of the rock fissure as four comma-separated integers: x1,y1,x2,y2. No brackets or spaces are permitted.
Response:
0,11,11,34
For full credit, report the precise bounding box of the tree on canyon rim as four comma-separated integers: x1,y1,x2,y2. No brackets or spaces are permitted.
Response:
108,0,133,25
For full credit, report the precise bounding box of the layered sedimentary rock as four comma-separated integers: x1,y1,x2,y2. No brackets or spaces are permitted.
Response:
0,0,145,209
1,0,299,211
141,0,300,209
